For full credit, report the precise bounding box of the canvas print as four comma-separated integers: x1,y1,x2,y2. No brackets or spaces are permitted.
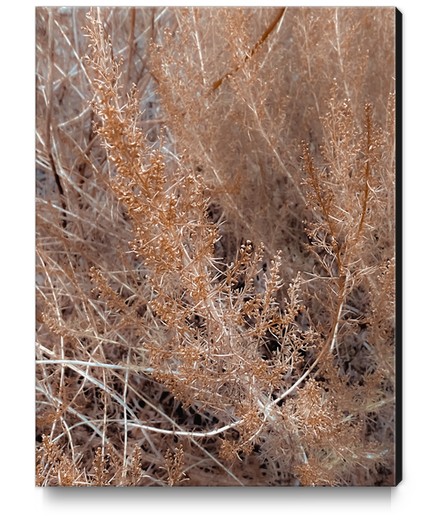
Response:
36,7,400,486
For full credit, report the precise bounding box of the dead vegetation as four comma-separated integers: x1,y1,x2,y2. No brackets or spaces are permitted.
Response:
36,7,396,486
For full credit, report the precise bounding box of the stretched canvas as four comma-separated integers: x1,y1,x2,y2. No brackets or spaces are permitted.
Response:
36,6,401,486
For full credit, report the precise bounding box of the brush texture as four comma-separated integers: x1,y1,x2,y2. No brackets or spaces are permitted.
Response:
36,6,396,486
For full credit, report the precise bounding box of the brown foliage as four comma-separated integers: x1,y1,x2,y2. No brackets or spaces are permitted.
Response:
36,7,396,486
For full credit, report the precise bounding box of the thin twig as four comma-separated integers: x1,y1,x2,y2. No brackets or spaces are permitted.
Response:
212,7,286,91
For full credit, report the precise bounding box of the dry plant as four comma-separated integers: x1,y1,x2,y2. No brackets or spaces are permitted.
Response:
36,6,397,487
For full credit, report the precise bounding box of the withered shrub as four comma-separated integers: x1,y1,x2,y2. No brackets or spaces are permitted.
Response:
36,7,397,486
